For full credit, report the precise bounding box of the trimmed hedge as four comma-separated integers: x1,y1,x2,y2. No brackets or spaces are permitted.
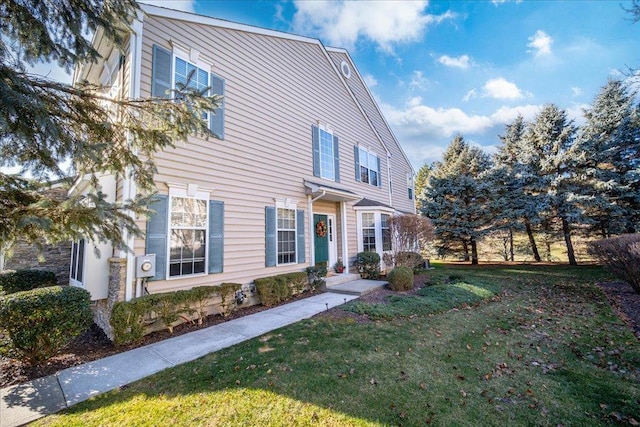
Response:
0,286,93,363
110,283,243,346
387,267,414,291
0,269,57,295
254,272,309,307
356,251,381,279
588,234,640,294
395,251,425,271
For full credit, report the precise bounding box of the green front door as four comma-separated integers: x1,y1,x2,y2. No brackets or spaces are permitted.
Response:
314,214,328,265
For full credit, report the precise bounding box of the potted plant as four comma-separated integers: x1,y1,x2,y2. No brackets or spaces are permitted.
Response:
334,258,344,273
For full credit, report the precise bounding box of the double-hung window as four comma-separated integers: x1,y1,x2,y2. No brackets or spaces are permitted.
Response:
361,212,376,252
151,44,225,139
381,214,392,251
355,146,381,186
312,124,340,182
277,208,297,265
319,128,335,180
169,196,208,277
174,57,210,121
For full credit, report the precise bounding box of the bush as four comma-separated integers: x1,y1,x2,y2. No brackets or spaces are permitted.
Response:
587,234,640,294
387,267,414,291
0,269,57,294
110,284,245,345
396,251,425,270
356,251,380,279
254,272,310,307
0,286,93,363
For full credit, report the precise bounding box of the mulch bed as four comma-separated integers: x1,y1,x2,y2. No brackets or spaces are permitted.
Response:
2,277,639,389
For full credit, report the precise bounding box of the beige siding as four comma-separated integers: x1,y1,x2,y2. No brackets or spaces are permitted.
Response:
327,50,416,214
132,14,405,292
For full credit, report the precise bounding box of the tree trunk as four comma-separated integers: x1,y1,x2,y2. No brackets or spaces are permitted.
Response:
525,221,541,262
470,238,479,265
562,217,577,265
509,228,514,262
462,240,470,261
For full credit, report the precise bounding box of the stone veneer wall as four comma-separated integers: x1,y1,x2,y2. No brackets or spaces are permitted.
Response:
93,257,127,341
2,187,72,285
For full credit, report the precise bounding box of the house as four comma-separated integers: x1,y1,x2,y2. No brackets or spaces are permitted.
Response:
71,4,416,330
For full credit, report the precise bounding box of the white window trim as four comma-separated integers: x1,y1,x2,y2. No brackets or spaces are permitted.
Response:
166,186,210,280
318,125,336,181
69,239,86,288
358,146,379,186
171,48,212,123
355,209,395,255
275,199,299,266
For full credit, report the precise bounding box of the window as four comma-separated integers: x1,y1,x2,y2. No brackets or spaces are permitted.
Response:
356,146,380,186
361,212,376,252
319,128,335,180
169,197,207,277
151,44,225,139
407,172,414,200
277,208,297,264
381,214,392,251
174,57,210,121
70,239,85,285
312,125,340,182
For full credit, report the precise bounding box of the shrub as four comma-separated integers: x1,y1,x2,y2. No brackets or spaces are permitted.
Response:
356,251,380,279
0,286,93,363
0,269,57,294
219,283,243,316
588,234,640,294
387,267,414,291
110,284,245,345
255,277,290,307
254,272,309,307
396,251,425,270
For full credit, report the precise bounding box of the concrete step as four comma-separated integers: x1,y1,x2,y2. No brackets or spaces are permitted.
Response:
325,278,388,296
324,273,360,287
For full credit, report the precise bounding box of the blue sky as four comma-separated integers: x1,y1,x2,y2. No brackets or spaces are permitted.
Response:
35,0,640,170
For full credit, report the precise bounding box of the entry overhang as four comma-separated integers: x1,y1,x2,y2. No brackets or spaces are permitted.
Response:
304,180,361,202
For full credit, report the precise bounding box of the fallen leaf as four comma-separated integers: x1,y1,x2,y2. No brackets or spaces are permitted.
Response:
370,378,378,385
247,365,257,370
461,389,467,397
349,368,355,375
235,379,241,385
420,383,427,390
629,418,639,426
466,344,472,350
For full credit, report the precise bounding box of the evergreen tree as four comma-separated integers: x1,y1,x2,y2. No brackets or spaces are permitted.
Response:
414,163,433,211
523,104,580,265
577,78,640,236
492,115,542,262
421,134,492,265
1,1,221,249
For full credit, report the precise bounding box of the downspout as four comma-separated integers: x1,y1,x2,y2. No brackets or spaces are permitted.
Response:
308,190,326,265
124,14,144,301
340,201,348,273
387,153,393,208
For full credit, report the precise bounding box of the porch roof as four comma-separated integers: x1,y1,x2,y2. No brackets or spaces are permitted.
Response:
304,180,361,202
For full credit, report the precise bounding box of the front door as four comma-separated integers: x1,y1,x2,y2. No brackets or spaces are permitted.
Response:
314,214,328,265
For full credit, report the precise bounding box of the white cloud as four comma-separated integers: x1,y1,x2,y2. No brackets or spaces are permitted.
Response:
571,86,583,97
292,0,454,52
491,0,523,4
141,1,195,13
527,30,553,57
566,103,590,126
482,77,525,100
27,61,72,84
462,89,477,102
490,104,542,123
438,54,471,69
383,100,494,139
363,73,378,88
410,70,430,91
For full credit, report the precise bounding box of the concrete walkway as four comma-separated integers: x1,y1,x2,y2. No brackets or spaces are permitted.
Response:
0,292,361,427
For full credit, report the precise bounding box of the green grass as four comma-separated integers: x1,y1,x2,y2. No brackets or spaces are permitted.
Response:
35,265,640,426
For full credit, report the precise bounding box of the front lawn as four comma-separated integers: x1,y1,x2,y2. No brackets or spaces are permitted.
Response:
36,265,640,426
